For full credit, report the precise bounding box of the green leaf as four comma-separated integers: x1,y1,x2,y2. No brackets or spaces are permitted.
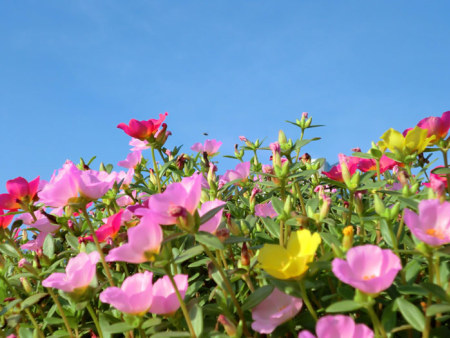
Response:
242,285,274,311
195,232,224,250
21,293,48,310
223,236,250,244
271,197,284,215
352,152,373,159
199,204,225,225
189,303,203,336
431,167,450,175
142,318,162,329
379,219,394,248
151,332,191,338
18,328,33,338
426,304,450,316
103,322,136,333
260,217,280,237
0,243,21,258
396,298,425,331
173,245,204,264
65,233,79,250
326,300,363,313
43,234,55,259
421,282,449,302
381,302,397,333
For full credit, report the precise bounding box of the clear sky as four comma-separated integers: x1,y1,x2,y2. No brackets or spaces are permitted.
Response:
1,1,449,186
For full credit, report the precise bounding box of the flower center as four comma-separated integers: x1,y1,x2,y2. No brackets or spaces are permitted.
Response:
425,229,444,240
363,275,376,280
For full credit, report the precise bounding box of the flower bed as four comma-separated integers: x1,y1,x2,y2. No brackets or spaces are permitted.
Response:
0,111,449,337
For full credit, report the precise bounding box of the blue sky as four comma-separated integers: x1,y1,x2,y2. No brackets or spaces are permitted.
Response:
1,1,449,186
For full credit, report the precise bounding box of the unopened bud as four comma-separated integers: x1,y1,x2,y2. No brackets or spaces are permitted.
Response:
278,130,288,145
217,314,237,336
373,194,386,216
216,228,230,242
20,277,33,294
342,226,354,252
300,153,311,164
241,242,250,266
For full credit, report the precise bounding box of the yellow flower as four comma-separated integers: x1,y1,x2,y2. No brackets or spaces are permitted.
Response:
378,126,435,156
258,229,321,280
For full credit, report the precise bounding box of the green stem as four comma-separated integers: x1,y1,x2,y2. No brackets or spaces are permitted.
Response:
201,244,251,336
299,281,318,322
375,158,381,181
294,181,307,216
366,304,387,338
151,146,162,193
164,267,196,337
86,303,103,338
346,192,354,226
82,208,115,287
47,288,74,338
396,210,405,241
441,149,450,195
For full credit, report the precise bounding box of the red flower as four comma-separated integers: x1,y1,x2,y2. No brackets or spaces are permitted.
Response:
0,176,40,210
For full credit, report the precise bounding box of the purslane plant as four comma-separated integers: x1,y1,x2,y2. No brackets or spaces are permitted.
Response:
0,111,449,338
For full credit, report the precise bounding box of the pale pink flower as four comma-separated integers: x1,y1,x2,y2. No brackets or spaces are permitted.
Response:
118,151,142,169
105,215,163,263
220,162,251,186
19,211,59,252
404,199,450,246
255,202,277,218
198,200,226,234
251,288,303,334
130,138,151,151
298,315,373,338
100,271,153,315
42,251,100,293
149,274,188,315
332,245,401,295
191,139,222,156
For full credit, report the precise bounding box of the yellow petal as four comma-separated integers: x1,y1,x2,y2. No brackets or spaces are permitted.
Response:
404,126,427,154
258,244,291,279
380,128,405,152
287,229,321,257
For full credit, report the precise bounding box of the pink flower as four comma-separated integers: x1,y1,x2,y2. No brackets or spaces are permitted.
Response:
191,139,222,156
105,215,163,263
118,151,142,169
404,199,450,246
198,200,226,234
138,174,203,225
117,113,168,140
251,288,303,334
220,162,251,186
357,155,400,174
129,138,150,151
417,111,450,144
149,274,188,315
0,176,40,210
100,271,153,315
42,251,100,293
323,155,358,182
424,166,447,190
332,245,401,295
298,315,373,338
19,210,59,252
77,170,115,200
255,202,277,218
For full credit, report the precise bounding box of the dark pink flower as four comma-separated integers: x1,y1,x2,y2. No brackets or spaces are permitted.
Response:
323,154,358,182
332,245,401,295
417,111,450,144
0,176,40,210
404,199,450,246
0,209,14,229
83,210,123,243
117,113,168,140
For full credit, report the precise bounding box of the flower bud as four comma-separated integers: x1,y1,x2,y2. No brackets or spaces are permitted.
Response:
319,195,331,221
305,117,312,128
226,213,240,236
20,277,33,294
216,228,230,242
241,242,250,266
373,194,386,216
217,314,237,336
278,130,288,145
342,226,354,252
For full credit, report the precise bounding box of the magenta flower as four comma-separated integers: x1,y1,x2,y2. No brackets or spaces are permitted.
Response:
255,201,277,218
191,139,222,156
0,209,14,229
105,215,163,263
83,210,123,243
0,176,40,210
138,173,203,225
220,162,251,186
251,288,303,334
357,155,400,174
404,199,450,246
100,271,153,315
149,274,188,315
323,155,358,182
42,251,100,293
417,111,450,144
117,113,168,140
332,245,401,295
298,315,373,338
118,151,142,169
198,199,226,234
424,166,447,190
